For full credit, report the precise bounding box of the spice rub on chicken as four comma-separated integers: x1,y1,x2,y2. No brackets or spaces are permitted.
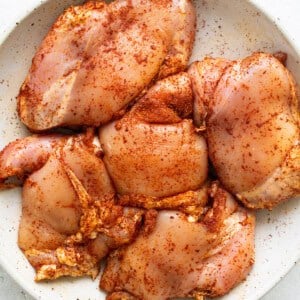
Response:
0,0,298,297
100,73,208,198
189,52,300,209
18,0,196,131
101,184,255,299
0,131,144,280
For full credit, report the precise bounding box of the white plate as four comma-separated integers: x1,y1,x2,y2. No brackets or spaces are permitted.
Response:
0,1,299,299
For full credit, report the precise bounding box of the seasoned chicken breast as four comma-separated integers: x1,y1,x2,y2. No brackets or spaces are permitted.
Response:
18,0,196,131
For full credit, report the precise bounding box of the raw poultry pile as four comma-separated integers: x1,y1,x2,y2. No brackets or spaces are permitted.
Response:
0,0,299,299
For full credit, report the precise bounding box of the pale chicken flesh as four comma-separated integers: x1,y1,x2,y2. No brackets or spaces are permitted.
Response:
189,52,300,209
99,73,208,198
18,0,196,131
101,184,255,299
0,132,144,280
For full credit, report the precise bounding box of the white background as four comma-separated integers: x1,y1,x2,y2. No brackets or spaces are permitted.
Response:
0,0,299,299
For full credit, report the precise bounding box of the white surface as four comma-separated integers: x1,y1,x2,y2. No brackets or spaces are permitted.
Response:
1,262,300,300
0,1,299,299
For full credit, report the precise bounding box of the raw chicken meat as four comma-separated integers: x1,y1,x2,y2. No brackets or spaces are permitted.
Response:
0,134,65,182
189,52,300,209
18,0,196,131
99,73,208,197
17,132,115,251
25,201,144,281
4,0,297,297
0,132,143,280
101,183,255,299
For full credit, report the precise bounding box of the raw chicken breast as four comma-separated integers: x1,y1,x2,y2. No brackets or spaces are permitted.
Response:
18,0,196,131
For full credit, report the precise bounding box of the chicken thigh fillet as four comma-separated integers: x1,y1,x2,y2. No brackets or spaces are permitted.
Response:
99,73,208,197
189,53,300,209
0,132,143,280
101,184,255,299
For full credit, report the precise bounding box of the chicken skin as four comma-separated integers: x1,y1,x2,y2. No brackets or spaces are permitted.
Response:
99,73,208,198
18,0,196,131
189,52,300,209
101,184,255,299
0,132,143,280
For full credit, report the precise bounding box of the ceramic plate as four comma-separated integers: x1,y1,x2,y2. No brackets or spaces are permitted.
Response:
0,1,299,299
